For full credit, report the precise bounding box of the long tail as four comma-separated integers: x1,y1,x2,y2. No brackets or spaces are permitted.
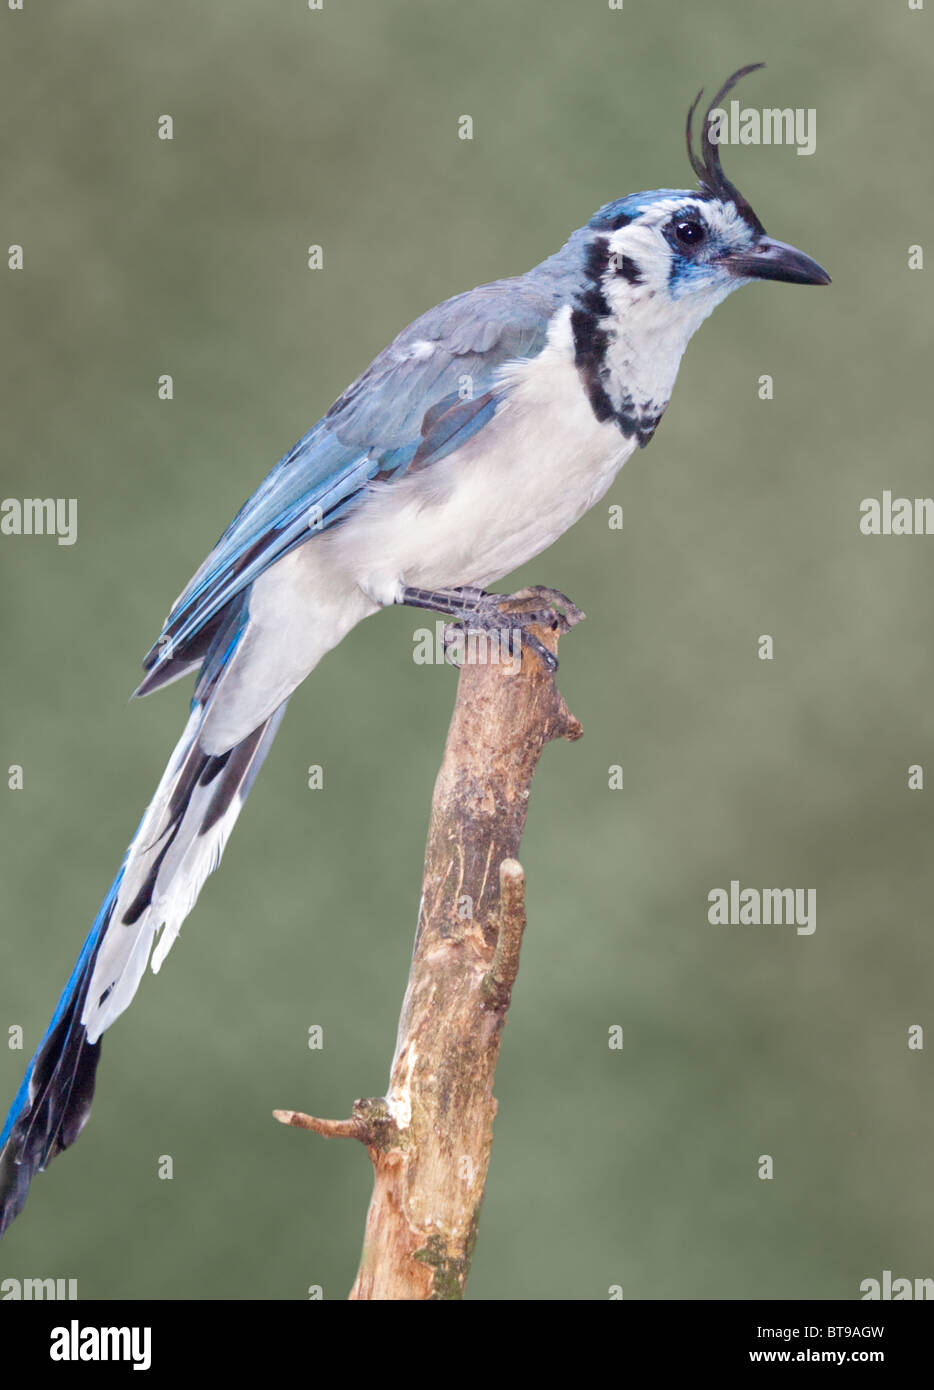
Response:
0,693,287,1236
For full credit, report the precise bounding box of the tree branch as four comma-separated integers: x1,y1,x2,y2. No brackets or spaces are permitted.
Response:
275,594,583,1299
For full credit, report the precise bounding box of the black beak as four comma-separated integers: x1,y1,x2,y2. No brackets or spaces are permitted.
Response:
723,236,831,286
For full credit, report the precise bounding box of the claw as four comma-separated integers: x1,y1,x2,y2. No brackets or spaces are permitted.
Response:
506,586,586,628
519,629,558,672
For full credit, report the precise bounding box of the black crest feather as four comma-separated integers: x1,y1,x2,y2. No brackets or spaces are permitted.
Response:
686,63,767,236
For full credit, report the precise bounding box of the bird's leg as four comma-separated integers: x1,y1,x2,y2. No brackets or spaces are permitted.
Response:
400,586,585,672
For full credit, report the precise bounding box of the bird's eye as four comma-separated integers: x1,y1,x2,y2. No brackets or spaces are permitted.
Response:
675,219,706,246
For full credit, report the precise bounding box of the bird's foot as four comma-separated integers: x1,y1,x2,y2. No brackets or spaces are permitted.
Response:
402,584,584,673
503,585,586,629
442,599,556,672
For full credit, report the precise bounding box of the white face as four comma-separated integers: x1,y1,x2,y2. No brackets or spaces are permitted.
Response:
563,185,827,443
603,195,757,310
585,195,759,413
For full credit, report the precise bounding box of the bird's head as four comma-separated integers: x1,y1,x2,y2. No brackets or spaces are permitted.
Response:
580,64,829,340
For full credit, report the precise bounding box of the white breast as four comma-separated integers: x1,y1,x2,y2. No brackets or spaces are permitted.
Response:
331,305,638,600
201,307,637,749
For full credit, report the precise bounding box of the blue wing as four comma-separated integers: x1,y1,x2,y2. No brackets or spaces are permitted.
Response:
136,274,565,695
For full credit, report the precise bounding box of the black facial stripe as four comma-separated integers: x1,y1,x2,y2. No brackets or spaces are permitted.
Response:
579,237,612,316
570,305,614,425
613,254,643,284
571,239,615,424
571,237,665,447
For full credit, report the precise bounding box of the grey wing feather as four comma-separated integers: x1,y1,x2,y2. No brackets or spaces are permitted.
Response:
325,276,569,449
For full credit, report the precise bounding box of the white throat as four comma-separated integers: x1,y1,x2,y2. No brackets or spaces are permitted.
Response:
602,273,731,414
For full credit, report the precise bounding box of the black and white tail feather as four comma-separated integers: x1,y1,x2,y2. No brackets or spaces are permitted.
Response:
0,613,287,1236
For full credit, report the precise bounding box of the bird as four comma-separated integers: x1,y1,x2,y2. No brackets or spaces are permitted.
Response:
0,62,829,1235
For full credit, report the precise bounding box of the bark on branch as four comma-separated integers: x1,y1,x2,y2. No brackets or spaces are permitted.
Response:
275,594,583,1299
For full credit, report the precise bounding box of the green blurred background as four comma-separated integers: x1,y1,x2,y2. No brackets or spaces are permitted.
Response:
1,0,931,1300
